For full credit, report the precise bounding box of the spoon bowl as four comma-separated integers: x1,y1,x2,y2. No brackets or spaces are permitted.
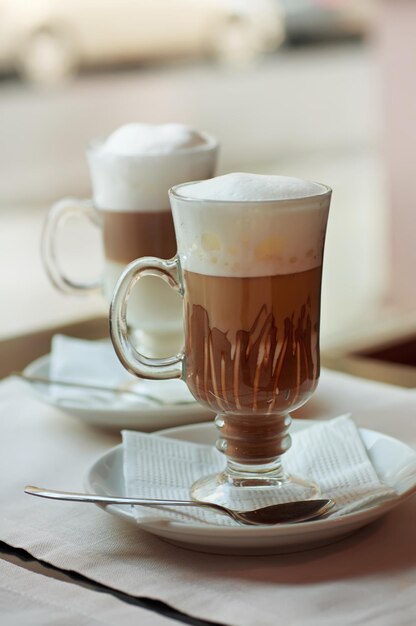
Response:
24,485,334,525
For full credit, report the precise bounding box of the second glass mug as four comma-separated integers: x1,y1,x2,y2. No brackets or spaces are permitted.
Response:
110,179,332,509
41,132,218,357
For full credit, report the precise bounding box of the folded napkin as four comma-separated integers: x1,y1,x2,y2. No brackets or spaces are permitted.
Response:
123,415,397,526
48,334,194,407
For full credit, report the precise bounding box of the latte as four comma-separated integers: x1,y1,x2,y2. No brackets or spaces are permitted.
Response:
171,173,330,462
110,172,332,494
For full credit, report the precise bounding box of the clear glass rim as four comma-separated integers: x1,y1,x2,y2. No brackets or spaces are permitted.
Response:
86,130,219,159
169,179,332,205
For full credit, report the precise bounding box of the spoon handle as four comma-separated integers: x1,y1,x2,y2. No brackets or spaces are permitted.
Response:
24,486,334,525
24,485,217,509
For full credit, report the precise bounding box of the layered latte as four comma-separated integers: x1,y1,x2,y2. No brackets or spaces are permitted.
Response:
171,173,330,463
88,123,218,355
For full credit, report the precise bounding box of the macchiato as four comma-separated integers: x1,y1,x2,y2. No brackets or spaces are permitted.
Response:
110,172,331,507
89,123,218,355
43,123,218,356
173,173,329,463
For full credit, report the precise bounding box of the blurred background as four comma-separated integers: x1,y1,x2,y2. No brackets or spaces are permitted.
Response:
1,0,414,353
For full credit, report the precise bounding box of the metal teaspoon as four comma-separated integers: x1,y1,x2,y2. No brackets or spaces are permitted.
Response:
24,486,334,525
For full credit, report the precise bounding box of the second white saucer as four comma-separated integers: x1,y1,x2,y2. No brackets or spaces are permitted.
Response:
23,354,214,430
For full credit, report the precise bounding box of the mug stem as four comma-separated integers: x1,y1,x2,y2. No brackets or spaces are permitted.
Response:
190,412,321,509
215,412,292,467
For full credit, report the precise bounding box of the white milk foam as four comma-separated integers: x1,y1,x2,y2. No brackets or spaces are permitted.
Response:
101,123,206,155
179,173,326,202
170,173,331,278
87,123,218,212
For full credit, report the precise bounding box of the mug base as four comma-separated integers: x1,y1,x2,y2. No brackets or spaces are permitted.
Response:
190,470,320,512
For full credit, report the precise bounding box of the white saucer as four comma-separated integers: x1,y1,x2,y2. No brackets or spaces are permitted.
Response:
85,420,416,555
23,354,213,431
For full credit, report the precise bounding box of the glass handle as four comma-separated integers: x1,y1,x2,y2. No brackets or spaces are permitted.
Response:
41,197,102,295
109,255,184,380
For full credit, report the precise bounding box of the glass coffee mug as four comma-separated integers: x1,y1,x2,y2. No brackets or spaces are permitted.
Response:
110,176,331,509
42,130,218,357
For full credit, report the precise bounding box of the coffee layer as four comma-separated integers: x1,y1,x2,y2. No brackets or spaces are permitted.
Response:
102,210,177,264
184,267,322,417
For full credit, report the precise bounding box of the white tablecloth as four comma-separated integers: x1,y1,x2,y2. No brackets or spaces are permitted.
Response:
0,369,415,626
0,559,174,625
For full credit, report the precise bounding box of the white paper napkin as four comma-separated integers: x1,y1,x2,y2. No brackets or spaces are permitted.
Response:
48,334,194,407
123,415,397,526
